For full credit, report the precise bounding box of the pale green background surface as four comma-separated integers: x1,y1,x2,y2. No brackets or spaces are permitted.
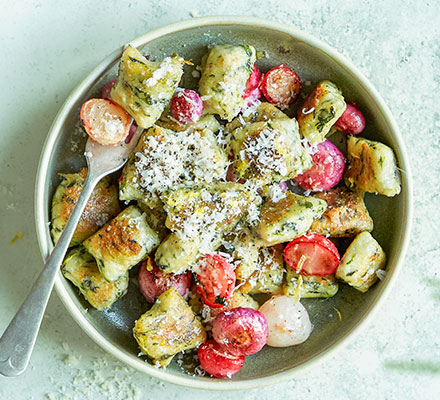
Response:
0,1,439,399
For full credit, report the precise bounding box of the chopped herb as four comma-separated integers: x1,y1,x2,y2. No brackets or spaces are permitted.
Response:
129,84,156,105
242,45,253,57
281,222,297,232
214,296,226,305
315,107,336,133
346,255,356,265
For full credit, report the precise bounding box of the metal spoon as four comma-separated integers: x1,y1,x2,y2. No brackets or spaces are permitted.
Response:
0,126,142,377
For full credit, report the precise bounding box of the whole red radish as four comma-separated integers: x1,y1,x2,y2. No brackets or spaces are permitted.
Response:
170,89,203,124
334,102,366,135
212,307,268,357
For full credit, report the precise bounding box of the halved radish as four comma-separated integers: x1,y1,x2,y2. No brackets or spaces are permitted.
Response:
196,254,236,308
284,234,340,276
198,340,245,378
261,65,301,108
291,233,340,259
80,98,132,146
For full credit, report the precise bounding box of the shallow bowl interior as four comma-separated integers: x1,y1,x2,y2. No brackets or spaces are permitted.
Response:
35,17,412,390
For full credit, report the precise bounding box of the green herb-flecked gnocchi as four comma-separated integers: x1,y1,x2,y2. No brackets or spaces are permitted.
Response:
336,231,386,292
155,232,222,274
239,245,285,295
163,183,262,236
284,270,338,299
199,44,256,120
137,200,169,241
51,168,120,247
156,109,221,133
232,233,261,281
229,291,259,310
110,46,184,129
297,80,346,144
344,136,401,197
226,101,289,133
309,187,374,237
228,118,312,185
61,247,128,310
83,205,159,281
133,288,206,367
155,183,261,273
253,192,327,246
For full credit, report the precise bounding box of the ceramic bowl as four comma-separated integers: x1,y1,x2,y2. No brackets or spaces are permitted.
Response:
35,17,412,390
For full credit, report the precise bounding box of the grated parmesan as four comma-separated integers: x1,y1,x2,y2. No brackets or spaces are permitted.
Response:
243,125,289,177
241,99,261,117
267,184,287,202
144,57,174,87
130,127,228,206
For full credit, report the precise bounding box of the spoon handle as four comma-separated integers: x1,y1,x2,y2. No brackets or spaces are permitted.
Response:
0,172,99,377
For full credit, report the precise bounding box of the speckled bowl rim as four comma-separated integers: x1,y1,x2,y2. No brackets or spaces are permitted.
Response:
35,16,413,390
